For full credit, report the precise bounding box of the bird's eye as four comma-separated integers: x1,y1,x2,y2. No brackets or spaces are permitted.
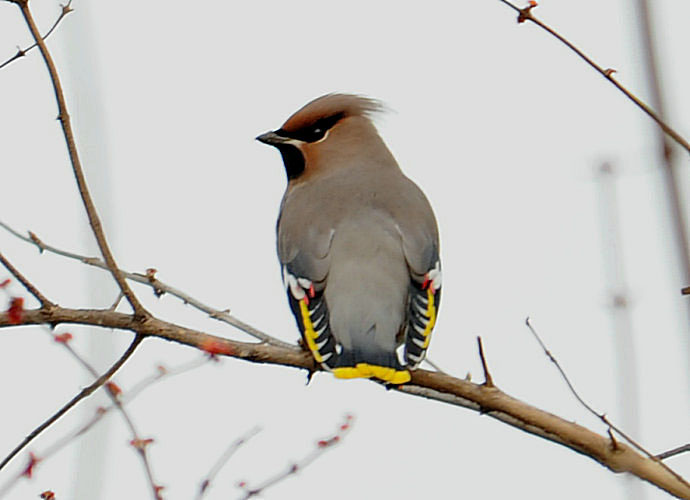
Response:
281,112,344,143
300,125,327,143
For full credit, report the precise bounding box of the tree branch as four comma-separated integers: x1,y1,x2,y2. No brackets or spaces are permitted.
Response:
0,332,143,472
236,416,352,499
525,317,689,491
0,220,290,347
198,427,261,499
52,332,162,499
0,356,207,499
658,444,690,461
12,0,148,318
497,0,690,155
0,252,53,308
1,306,688,498
0,1,73,71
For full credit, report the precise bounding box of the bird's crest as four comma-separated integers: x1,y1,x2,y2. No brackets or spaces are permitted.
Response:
281,93,383,133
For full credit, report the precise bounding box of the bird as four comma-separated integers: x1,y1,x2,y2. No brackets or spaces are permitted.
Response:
257,93,441,384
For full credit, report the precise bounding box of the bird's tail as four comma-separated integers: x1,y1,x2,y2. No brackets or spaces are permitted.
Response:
332,363,410,384
331,345,410,384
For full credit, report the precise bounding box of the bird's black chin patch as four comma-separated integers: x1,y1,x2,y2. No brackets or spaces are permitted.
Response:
277,144,305,180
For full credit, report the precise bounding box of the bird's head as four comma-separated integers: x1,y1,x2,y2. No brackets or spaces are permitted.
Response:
257,93,388,182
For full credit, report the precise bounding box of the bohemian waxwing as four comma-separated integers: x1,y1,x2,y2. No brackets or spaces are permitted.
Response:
257,94,441,384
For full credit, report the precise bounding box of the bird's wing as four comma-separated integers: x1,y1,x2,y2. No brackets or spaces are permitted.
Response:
383,176,442,368
277,189,339,369
387,176,441,281
277,186,335,283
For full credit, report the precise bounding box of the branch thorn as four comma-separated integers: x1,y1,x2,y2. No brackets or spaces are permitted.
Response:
607,427,619,451
477,336,495,387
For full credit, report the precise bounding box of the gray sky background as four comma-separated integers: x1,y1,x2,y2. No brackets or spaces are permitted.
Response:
1,1,689,498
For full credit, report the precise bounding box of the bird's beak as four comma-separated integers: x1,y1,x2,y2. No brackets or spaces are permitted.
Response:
256,130,290,146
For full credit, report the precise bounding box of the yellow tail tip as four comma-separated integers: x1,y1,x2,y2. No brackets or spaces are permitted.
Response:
332,363,411,384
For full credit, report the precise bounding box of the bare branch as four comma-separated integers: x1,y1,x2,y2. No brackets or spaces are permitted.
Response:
108,291,125,311
1,307,688,498
658,444,690,461
0,220,290,347
49,330,161,499
0,356,208,499
497,0,690,155
0,333,143,472
524,317,596,414
0,252,53,308
237,416,352,499
525,317,690,492
0,1,73,71
422,357,446,373
12,1,148,318
197,427,261,499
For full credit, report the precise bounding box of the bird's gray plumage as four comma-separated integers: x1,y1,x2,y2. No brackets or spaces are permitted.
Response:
259,94,441,382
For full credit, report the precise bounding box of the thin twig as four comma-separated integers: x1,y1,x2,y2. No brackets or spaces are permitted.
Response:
524,317,598,413
237,415,353,499
0,252,53,308
0,280,156,494
0,220,290,347
476,336,494,387
0,1,73,71
497,0,690,155
197,427,261,499
108,291,125,311
0,334,143,472
657,444,690,461
524,317,690,491
0,356,209,499
14,0,148,318
126,358,211,399
48,329,162,499
423,357,446,373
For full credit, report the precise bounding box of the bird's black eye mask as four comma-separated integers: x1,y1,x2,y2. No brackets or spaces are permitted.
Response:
276,112,344,143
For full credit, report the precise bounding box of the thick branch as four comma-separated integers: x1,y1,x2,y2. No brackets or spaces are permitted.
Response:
402,374,688,499
1,306,688,498
14,1,148,318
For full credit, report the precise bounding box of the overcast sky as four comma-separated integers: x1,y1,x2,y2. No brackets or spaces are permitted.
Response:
1,1,689,499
